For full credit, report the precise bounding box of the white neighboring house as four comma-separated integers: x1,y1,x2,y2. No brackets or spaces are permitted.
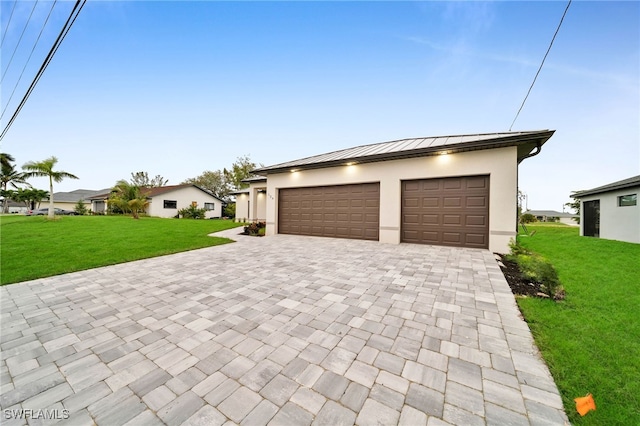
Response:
572,175,640,244
90,184,224,218
525,210,578,226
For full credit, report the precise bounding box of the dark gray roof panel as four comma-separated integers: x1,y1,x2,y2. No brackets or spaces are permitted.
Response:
51,189,112,202
253,130,554,174
572,175,640,198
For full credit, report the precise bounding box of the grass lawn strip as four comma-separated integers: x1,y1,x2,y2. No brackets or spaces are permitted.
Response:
517,224,640,425
1,215,243,285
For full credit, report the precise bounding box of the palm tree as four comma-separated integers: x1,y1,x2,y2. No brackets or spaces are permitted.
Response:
22,156,78,219
1,157,29,213
1,153,15,169
109,180,149,219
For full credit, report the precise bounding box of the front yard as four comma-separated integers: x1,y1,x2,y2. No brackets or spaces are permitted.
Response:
0,215,243,285
517,224,640,424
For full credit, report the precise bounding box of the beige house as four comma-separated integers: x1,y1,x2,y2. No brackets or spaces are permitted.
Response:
90,184,224,219
233,176,267,222
243,130,554,253
572,175,640,244
48,189,111,211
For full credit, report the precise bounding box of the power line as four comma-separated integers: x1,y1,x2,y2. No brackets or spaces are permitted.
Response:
0,0,86,142
1,0,39,83
1,0,19,46
1,0,59,121
509,0,571,131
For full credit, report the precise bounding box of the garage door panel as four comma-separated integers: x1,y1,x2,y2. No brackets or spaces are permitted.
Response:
421,214,439,224
466,196,487,207
279,183,380,241
466,215,486,226
466,177,489,189
443,215,462,225
466,234,486,246
402,176,489,249
443,179,463,190
404,197,420,208
442,232,463,243
422,197,440,208
443,197,462,207
404,214,420,224
421,181,440,191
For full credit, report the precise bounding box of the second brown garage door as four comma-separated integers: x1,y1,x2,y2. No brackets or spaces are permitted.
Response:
279,183,380,241
402,175,489,249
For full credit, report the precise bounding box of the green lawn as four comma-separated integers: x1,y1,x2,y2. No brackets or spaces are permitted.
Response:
517,224,640,425
1,215,243,285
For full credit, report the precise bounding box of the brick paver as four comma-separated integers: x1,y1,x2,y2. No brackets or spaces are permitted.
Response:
0,228,568,424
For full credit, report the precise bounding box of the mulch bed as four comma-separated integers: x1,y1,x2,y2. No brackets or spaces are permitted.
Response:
497,254,546,298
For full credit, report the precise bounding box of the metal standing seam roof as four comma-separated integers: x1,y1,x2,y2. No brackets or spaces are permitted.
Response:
572,175,640,198
253,130,555,174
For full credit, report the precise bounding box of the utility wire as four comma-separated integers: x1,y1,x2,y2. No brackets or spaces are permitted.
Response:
509,0,571,131
1,0,39,83
1,0,19,46
0,0,86,142
1,0,58,121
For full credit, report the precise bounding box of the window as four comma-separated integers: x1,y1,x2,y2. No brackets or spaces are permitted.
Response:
204,203,215,211
163,200,177,209
618,194,637,207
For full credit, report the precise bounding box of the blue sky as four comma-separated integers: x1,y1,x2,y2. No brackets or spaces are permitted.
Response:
1,1,638,211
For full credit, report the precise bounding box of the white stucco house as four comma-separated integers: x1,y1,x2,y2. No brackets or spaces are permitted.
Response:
90,184,224,219
525,210,578,226
241,130,555,253
572,175,640,244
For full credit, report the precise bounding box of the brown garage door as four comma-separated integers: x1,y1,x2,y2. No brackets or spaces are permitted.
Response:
279,183,380,241
402,175,489,248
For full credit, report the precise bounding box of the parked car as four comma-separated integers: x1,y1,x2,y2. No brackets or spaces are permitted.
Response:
26,208,77,216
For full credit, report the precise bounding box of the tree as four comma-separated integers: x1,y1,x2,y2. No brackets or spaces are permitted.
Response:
565,197,581,224
74,199,88,215
1,155,29,213
130,171,168,188
223,155,261,193
22,156,78,220
182,155,261,202
182,170,227,198
12,188,49,210
1,153,15,169
109,180,149,219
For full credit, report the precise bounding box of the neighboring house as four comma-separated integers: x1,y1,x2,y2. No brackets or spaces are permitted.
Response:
89,184,224,219
572,175,640,244
246,130,555,253
525,210,578,226
48,189,111,211
1,200,28,214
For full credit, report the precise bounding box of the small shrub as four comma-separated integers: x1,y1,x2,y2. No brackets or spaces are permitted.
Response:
179,204,206,219
74,199,88,215
245,221,266,236
508,239,564,300
520,213,537,223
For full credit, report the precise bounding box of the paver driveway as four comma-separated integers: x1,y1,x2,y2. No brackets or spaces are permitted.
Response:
0,229,568,425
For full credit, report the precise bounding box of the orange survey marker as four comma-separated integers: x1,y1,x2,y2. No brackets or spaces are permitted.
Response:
574,393,596,416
